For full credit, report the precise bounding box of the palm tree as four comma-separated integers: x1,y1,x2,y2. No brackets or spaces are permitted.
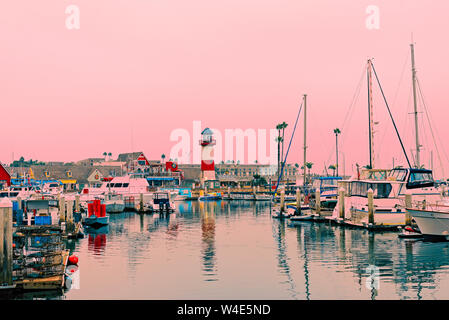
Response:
161,154,166,163
279,122,288,164
103,152,107,160
333,128,341,176
276,135,283,178
108,152,112,161
305,162,313,184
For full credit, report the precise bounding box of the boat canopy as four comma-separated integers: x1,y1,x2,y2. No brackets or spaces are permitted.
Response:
349,181,393,199
407,168,434,189
388,168,434,189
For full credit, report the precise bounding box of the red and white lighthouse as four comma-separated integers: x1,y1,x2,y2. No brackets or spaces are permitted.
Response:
200,128,216,183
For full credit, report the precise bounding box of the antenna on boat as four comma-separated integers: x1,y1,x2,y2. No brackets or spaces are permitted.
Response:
303,94,307,189
367,59,375,169
411,42,421,168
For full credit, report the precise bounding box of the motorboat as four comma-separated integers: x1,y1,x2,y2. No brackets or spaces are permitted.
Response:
312,176,342,210
41,182,63,195
83,200,109,228
255,194,271,201
151,192,175,212
104,194,125,213
330,168,441,226
198,192,222,201
407,203,449,239
271,208,292,219
82,175,151,196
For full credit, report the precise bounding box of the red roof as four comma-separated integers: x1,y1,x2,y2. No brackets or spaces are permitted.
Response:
0,163,11,186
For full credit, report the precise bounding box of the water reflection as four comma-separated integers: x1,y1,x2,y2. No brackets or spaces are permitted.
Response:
86,226,108,256
272,219,298,299
9,200,449,300
200,201,217,281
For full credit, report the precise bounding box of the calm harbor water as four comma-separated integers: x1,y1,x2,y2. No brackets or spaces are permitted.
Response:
14,201,449,300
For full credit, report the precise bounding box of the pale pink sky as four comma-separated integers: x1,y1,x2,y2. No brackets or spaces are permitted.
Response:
1,1,449,177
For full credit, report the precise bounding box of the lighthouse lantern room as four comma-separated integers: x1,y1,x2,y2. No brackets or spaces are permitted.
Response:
200,128,216,185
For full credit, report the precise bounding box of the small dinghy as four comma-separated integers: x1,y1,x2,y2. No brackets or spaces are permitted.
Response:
272,208,291,219
398,226,423,239
289,214,314,221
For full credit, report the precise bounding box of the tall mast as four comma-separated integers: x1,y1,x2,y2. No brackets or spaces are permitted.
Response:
303,94,307,188
411,42,420,168
367,60,375,169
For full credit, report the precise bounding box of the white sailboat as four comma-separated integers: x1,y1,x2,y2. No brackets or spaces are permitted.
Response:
331,47,441,226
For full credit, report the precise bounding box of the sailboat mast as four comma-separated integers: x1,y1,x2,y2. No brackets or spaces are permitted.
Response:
367,60,375,169
303,94,307,188
411,42,420,168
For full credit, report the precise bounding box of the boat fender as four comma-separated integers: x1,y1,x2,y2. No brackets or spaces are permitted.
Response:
404,226,420,233
64,273,72,289
68,255,79,265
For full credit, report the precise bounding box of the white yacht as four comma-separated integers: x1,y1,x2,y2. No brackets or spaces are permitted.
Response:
82,175,153,211
82,175,150,195
407,204,449,239
330,168,441,226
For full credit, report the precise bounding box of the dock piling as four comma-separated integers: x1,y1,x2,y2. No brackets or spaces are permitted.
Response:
139,193,144,212
405,192,412,226
338,187,345,220
296,188,301,215
280,189,285,213
368,188,374,224
66,200,74,232
0,198,13,288
315,190,321,216
59,196,66,223
17,196,22,210
75,194,80,212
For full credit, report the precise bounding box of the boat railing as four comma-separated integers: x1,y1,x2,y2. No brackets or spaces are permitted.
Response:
402,199,449,212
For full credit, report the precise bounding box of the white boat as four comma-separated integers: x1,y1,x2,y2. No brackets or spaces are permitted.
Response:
173,194,188,201
151,191,176,212
0,185,38,200
407,204,449,239
104,194,125,213
272,208,292,219
229,193,255,200
230,193,245,200
243,194,255,200
330,168,441,226
82,175,153,210
255,194,271,201
41,182,63,195
82,175,151,196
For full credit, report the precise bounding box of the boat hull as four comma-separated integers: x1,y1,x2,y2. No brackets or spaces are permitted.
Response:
408,209,449,238
83,215,109,228
105,203,125,213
